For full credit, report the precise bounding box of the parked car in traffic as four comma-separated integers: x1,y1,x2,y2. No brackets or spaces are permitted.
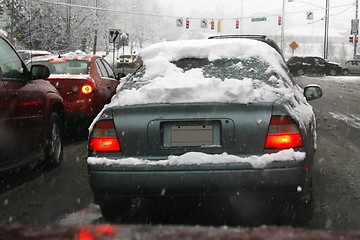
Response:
17,49,52,61
87,38,322,222
27,53,122,129
340,59,360,75
286,56,342,76
0,35,65,172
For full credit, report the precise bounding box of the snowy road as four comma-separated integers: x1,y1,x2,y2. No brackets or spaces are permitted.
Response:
0,75,359,231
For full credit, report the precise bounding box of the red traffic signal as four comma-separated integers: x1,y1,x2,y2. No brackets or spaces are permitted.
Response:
278,16,282,26
211,20,215,30
236,19,239,29
349,36,358,43
186,19,189,29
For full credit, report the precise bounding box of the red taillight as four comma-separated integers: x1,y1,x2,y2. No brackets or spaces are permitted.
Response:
265,116,303,149
81,84,93,94
50,59,67,63
89,120,120,151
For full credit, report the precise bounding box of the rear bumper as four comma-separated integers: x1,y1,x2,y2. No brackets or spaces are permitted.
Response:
87,160,311,204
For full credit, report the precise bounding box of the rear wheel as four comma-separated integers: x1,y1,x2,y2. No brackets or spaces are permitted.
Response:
100,199,132,222
44,112,63,168
329,69,337,76
343,69,349,76
297,69,305,76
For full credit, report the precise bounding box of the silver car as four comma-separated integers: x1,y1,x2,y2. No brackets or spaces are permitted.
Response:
340,59,360,75
87,38,322,222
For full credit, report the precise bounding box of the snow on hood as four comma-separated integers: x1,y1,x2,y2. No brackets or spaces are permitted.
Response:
87,149,305,169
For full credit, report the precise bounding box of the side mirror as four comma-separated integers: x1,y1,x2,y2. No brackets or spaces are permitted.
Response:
31,65,50,79
304,84,322,101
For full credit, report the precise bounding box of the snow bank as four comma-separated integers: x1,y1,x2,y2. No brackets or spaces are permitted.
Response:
87,149,305,169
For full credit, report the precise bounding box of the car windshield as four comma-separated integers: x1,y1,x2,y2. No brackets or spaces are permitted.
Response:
28,60,89,75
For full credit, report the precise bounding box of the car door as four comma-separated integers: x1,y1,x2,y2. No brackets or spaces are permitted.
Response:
95,58,120,100
302,57,314,74
313,57,327,75
353,61,360,74
0,37,46,158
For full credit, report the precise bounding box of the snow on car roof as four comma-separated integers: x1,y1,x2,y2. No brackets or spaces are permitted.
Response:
28,52,94,62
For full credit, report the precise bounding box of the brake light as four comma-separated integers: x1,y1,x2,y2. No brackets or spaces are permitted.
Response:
81,84,93,94
89,120,120,151
265,116,303,149
50,59,67,63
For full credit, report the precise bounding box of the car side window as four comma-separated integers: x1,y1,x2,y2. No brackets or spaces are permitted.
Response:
95,59,109,78
0,38,26,81
303,58,313,64
314,57,326,64
101,59,116,79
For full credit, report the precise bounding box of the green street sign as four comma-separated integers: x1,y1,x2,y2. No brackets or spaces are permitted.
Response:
251,17,267,22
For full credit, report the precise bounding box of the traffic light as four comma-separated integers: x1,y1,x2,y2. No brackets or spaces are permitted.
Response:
349,36,359,43
278,16,282,26
186,19,189,29
211,20,215,30
235,19,239,29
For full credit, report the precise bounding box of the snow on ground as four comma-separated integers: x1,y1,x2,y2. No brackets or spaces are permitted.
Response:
329,112,360,129
299,75,360,129
58,204,101,225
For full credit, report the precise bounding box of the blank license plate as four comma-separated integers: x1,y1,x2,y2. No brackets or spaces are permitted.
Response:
170,125,213,147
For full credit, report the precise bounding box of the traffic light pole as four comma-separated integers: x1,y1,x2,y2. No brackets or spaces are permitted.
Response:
354,0,359,59
323,0,330,60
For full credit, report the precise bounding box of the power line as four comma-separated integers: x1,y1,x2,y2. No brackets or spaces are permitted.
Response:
34,0,354,21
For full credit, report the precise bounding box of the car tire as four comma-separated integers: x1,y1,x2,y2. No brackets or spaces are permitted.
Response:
329,69,337,76
44,112,63,168
343,69,349,76
100,199,132,222
297,69,305,76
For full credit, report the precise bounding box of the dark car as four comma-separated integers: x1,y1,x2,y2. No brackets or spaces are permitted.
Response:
0,35,65,172
340,59,360,75
27,53,121,127
87,38,322,222
286,56,342,76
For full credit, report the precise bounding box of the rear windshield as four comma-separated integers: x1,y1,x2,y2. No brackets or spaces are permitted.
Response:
28,60,89,75
124,58,287,90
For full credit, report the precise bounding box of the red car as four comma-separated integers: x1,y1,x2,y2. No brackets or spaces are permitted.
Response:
0,35,65,172
27,53,121,127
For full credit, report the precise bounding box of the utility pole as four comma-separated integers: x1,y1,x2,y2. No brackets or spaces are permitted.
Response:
10,0,15,45
324,0,330,60
281,0,286,53
66,0,71,49
240,0,244,34
354,0,359,59
93,0,98,55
